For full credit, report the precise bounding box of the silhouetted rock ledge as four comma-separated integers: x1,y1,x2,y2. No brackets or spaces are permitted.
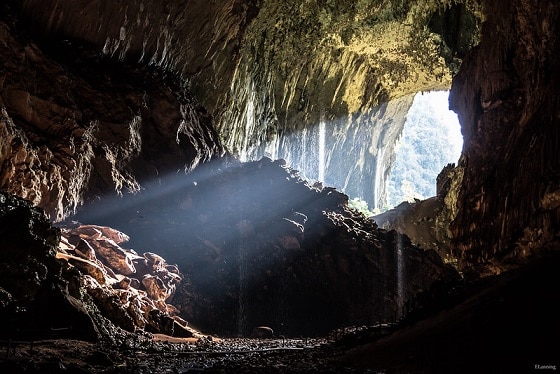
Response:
73,157,460,337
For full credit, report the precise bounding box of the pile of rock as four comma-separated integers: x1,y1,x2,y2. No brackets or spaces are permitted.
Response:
57,223,199,338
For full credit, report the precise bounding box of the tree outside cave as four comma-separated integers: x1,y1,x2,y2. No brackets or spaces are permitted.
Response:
386,90,463,209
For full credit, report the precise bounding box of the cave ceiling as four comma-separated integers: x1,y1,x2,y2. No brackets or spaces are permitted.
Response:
4,0,483,217
14,0,482,151
4,0,557,269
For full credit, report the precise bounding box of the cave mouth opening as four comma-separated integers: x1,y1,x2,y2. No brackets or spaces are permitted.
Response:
384,90,463,211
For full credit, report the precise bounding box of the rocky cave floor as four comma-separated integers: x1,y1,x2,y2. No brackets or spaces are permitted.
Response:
2,249,559,374
0,336,362,374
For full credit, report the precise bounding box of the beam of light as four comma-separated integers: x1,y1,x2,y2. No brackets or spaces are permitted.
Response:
396,233,404,318
374,147,384,211
70,157,244,224
65,91,462,335
68,156,340,336
318,119,326,183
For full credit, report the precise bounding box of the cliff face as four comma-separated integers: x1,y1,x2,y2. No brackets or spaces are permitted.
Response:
207,0,479,209
449,0,560,267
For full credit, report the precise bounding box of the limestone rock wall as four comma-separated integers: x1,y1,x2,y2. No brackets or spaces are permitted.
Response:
11,0,481,211
449,0,560,266
371,163,464,264
0,10,223,221
216,0,473,209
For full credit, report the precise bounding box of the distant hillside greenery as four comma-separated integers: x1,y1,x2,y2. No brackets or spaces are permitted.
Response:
386,91,463,209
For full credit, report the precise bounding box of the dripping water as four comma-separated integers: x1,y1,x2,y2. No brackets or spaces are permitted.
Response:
396,234,405,319
318,120,326,182
237,222,248,336
374,148,384,210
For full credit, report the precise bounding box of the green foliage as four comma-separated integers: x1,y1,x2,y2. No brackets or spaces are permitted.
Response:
387,91,462,208
348,197,375,217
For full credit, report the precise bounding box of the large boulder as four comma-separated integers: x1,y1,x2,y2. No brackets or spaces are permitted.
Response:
0,191,97,341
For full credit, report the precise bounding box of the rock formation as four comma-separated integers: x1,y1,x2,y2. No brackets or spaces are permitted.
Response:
372,163,463,262
9,0,482,211
0,3,223,222
0,4,558,374
0,191,204,342
57,223,200,338
74,157,458,337
0,191,97,340
369,1,560,275
449,0,560,269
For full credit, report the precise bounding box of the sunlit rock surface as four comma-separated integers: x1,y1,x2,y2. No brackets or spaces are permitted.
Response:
0,10,223,222
11,0,481,211
0,191,205,342
212,1,479,209
449,0,560,268
57,224,199,338
73,157,459,337
372,163,463,261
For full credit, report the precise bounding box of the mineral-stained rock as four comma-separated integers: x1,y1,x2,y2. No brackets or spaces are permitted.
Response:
75,224,131,245
89,238,137,276
449,0,560,268
142,275,169,302
75,238,97,261
56,251,109,285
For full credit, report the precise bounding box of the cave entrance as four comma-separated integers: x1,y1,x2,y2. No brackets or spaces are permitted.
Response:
385,90,463,210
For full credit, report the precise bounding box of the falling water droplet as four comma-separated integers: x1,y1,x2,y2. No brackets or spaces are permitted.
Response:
318,120,326,182
374,148,384,210
396,234,405,319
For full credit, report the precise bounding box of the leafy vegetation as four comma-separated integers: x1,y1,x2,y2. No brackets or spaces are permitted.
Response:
348,197,376,217
386,91,462,208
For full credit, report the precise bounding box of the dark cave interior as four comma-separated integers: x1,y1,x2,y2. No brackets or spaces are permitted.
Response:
1,0,559,373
